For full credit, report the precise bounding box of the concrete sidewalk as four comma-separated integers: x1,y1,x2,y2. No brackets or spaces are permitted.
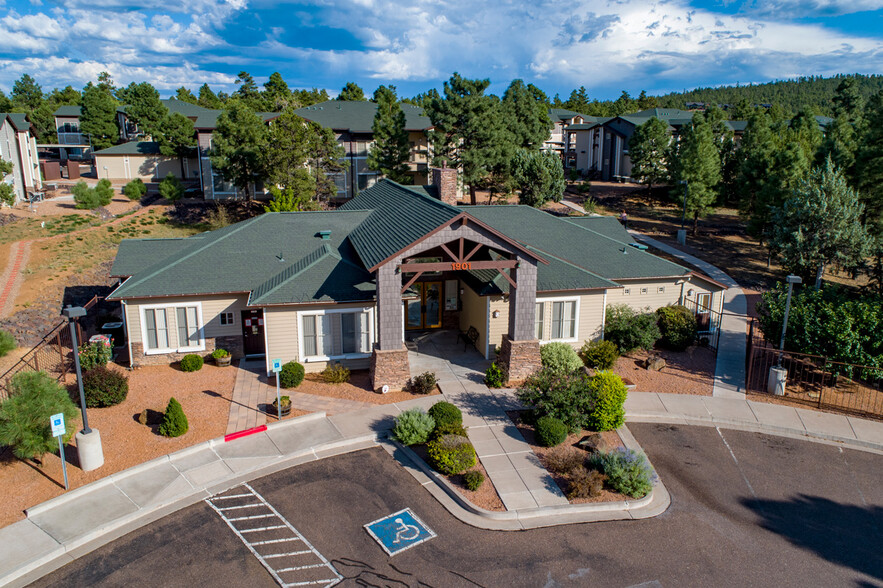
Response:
629,231,749,399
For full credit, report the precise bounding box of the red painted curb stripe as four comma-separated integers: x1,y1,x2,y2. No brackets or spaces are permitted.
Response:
224,425,267,442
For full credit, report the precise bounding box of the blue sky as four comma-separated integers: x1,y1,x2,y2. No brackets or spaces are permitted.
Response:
0,0,881,101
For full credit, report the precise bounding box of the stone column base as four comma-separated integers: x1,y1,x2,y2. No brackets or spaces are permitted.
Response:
496,336,541,384
370,346,411,391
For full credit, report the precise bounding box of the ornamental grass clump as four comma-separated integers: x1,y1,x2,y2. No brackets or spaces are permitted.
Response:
540,342,583,375
321,362,350,383
391,408,435,446
0,371,78,461
590,448,655,498
159,397,189,437
0,329,15,357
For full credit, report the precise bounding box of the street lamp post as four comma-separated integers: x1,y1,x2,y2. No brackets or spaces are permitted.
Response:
63,305,105,471
768,275,802,396
677,180,688,245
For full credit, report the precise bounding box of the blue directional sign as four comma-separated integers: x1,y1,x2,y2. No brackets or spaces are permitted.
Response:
364,508,436,556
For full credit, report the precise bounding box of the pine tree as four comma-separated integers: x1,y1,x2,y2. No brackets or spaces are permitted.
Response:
636,90,658,110
234,72,265,111
175,87,199,104
512,148,565,208
11,74,43,111
157,113,196,176
628,117,670,191
306,124,345,201
564,86,590,113
210,101,269,200
501,80,552,149
770,158,873,288
367,85,410,183
264,107,338,203
263,72,291,110
669,113,720,235
120,82,168,140
337,82,366,101
426,73,514,204
80,81,119,150
198,84,224,109
612,91,637,116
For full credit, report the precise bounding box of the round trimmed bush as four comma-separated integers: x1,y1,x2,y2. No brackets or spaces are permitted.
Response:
279,361,305,388
540,342,583,375
463,470,485,491
580,339,619,370
82,365,129,408
123,178,147,200
535,415,568,447
392,408,435,446
428,401,462,430
586,371,628,432
427,434,476,475
179,354,203,372
159,397,188,437
656,305,697,351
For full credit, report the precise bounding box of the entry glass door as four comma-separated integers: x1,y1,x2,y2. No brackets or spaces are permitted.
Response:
404,282,443,330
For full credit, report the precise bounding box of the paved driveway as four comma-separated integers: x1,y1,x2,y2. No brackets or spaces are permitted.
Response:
31,424,883,587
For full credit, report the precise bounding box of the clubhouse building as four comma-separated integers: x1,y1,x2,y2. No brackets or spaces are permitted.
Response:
107,179,725,389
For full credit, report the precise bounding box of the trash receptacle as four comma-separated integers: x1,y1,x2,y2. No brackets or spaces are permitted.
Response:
768,366,787,396
100,322,125,347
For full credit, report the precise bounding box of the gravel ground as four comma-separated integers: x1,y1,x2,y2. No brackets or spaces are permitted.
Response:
0,361,237,528
411,444,505,511
298,370,441,404
508,411,629,504
613,346,716,395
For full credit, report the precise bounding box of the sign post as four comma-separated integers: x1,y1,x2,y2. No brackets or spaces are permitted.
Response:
271,359,282,420
50,413,69,490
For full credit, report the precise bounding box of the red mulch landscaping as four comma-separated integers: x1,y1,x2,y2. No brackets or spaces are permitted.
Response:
298,369,440,404
0,361,236,527
612,346,716,396
410,444,505,511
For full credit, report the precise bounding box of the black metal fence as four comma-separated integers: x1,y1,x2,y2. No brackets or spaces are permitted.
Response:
682,296,723,354
746,320,883,420
0,296,100,401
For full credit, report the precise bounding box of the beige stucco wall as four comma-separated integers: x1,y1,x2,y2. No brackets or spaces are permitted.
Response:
124,294,250,348
96,154,197,182
607,277,723,316
459,286,488,358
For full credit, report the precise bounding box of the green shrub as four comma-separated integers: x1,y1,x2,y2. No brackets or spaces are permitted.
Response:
179,354,203,372
123,178,147,200
604,304,661,353
321,362,350,383
95,179,114,205
0,329,15,357
484,363,505,388
580,340,619,370
428,401,462,430
279,361,305,388
391,408,435,446
409,371,438,394
426,434,476,475
463,470,485,491
656,305,697,351
159,173,184,201
77,339,112,371
567,468,606,499
0,371,78,460
535,415,568,447
591,448,655,498
540,342,583,375
582,196,597,214
0,183,14,207
585,371,628,432
82,365,129,408
211,348,230,359
430,421,468,440
159,397,189,437
72,181,100,209
517,369,594,432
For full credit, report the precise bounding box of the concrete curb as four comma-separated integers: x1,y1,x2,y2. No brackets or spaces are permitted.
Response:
3,413,376,588
626,414,883,456
383,422,671,531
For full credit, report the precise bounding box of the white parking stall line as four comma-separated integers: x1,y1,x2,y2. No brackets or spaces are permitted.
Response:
206,484,342,588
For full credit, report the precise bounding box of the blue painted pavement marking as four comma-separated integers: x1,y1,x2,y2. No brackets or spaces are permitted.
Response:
364,508,436,556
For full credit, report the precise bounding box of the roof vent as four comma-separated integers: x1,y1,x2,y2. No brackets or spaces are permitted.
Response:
318,230,332,240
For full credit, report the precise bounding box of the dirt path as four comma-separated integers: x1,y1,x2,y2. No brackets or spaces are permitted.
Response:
0,241,30,319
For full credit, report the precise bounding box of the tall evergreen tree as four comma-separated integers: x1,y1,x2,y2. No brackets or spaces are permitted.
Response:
337,82,366,101
120,82,167,140
305,124,345,201
263,72,291,110
157,113,196,177
564,86,590,113
210,101,269,201
198,84,224,109
79,81,119,150
234,72,265,111
636,90,658,110
175,87,199,104
426,73,513,204
501,79,552,149
770,158,873,288
367,85,411,184
512,148,565,208
0,91,12,112
612,90,637,115
669,113,720,235
832,77,865,123
628,117,670,191
11,74,43,111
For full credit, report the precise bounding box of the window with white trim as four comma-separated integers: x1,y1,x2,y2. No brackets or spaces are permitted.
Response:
640,287,648,295
658,286,665,293
220,312,234,326
142,304,203,353
623,288,630,295
144,308,170,350
535,302,544,340
551,301,576,340
176,307,199,347
301,309,373,360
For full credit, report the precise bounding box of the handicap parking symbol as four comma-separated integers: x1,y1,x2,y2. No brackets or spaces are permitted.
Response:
364,508,436,556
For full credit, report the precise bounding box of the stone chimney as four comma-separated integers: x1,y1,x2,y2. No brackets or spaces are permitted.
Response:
431,162,458,206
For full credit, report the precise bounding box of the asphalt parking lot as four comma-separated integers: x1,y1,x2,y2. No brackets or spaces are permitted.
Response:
31,424,883,587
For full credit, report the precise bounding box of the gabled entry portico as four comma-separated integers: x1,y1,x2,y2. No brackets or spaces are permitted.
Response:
369,212,548,390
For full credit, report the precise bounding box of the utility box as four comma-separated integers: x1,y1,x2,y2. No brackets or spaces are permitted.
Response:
66,161,80,179
41,161,61,181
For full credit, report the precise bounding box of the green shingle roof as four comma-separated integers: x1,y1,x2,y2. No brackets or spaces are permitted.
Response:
93,141,162,156
294,101,431,133
110,237,204,277
561,216,636,243
54,105,82,117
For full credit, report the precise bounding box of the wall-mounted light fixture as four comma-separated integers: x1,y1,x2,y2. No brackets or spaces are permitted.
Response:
492,310,500,318
687,289,694,297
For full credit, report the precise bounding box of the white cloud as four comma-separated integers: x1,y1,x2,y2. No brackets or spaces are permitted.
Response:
737,0,883,17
